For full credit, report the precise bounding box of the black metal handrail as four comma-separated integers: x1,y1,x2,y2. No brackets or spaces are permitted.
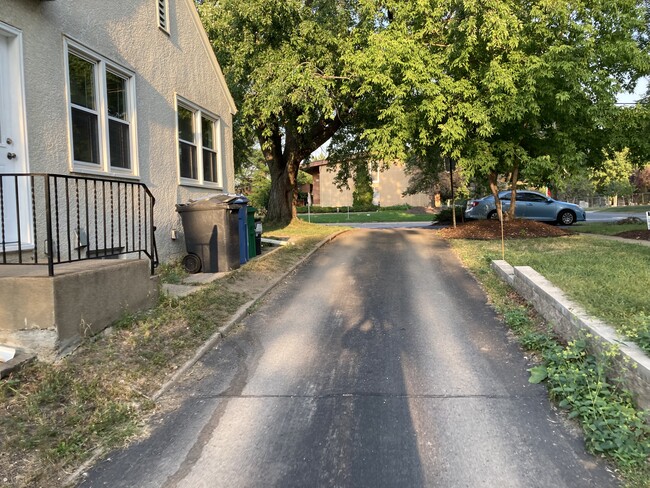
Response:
0,173,158,276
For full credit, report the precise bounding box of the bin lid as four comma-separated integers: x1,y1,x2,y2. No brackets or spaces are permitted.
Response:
176,194,248,212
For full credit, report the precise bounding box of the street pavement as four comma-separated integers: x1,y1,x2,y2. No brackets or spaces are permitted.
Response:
320,209,648,228
81,229,618,488
585,210,648,223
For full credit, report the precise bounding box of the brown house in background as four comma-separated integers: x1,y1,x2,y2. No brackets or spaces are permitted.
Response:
303,160,432,207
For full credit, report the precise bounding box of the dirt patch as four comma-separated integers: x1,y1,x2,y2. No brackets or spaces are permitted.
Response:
615,230,650,241
615,217,644,225
438,219,571,240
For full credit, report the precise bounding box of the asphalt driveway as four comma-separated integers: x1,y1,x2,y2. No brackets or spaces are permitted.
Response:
81,229,617,487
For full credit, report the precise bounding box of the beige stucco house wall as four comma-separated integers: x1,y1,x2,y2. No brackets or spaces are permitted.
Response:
0,0,236,263
307,161,431,208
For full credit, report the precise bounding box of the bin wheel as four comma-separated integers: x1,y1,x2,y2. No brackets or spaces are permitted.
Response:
182,253,202,274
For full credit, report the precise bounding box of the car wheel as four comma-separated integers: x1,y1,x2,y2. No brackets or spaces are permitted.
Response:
487,210,499,220
558,210,575,226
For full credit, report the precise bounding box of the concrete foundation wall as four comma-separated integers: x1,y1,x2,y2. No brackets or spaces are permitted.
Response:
0,260,159,360
491,260,650,410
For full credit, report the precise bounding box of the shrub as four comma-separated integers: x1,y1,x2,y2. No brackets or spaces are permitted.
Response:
433,206,465,224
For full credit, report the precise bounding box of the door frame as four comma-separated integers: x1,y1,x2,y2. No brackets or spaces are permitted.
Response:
0,21,32,248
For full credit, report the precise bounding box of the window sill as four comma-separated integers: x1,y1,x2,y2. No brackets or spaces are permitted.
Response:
71,165,140,181
1,242,35,253
179,179,224,191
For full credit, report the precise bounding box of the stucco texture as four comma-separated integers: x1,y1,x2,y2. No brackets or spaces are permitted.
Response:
1,0,236,263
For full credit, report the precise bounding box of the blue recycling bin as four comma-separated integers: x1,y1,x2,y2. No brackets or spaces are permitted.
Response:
232,196,249,264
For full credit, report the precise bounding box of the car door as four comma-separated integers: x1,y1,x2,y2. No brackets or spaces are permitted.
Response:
521,192,555,221
498,193,512,215
513,192,528,218
498,192,527,218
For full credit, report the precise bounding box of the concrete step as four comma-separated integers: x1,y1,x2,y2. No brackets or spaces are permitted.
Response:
0,346,36,379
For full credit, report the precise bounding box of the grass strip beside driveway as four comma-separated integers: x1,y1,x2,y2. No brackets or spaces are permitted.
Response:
0,221,347,488
449,234,650,354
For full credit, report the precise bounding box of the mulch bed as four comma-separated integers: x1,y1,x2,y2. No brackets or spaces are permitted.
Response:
614,230,650,241
438,219,571,240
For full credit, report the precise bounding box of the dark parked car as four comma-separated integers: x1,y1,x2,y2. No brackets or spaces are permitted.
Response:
465,190,586,225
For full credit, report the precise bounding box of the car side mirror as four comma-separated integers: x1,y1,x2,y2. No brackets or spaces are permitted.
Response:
546,198,553,203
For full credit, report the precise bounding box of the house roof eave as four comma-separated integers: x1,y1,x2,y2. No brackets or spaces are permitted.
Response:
183,0,237,115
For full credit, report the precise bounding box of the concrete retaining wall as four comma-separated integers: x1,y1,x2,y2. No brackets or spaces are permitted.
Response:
491,260,650,410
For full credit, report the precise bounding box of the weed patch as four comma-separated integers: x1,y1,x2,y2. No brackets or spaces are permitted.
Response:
156,260,189,284
529,339,650,467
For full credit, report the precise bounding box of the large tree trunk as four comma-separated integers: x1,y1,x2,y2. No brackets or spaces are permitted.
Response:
266,154,299,224
258,116,343,225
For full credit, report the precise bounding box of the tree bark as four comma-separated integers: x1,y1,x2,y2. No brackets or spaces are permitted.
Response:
266,158,298,223
507,161,519,220
261,128,301,224
488,172,504,221
259,115,343,225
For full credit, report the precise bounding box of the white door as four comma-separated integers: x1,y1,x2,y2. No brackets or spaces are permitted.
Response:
0,25,30,248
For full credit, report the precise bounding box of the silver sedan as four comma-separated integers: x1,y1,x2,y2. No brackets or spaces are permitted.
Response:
465,190,586,225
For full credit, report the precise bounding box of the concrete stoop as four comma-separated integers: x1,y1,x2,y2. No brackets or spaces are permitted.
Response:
0,259,159,362
491,260,650,411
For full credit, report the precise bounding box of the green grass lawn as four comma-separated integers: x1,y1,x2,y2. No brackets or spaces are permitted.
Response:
449,234,650,353
297,210,434,224
573,221,648,235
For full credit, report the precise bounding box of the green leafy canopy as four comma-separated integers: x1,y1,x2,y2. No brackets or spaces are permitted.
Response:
198,0,650,221
344,0,650,190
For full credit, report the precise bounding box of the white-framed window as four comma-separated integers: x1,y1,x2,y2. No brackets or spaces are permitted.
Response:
176,97,223,188
157,0,170,33
65,40,138,177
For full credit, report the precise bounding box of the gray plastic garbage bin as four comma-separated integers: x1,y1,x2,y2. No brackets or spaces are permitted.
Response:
176,196,241,273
